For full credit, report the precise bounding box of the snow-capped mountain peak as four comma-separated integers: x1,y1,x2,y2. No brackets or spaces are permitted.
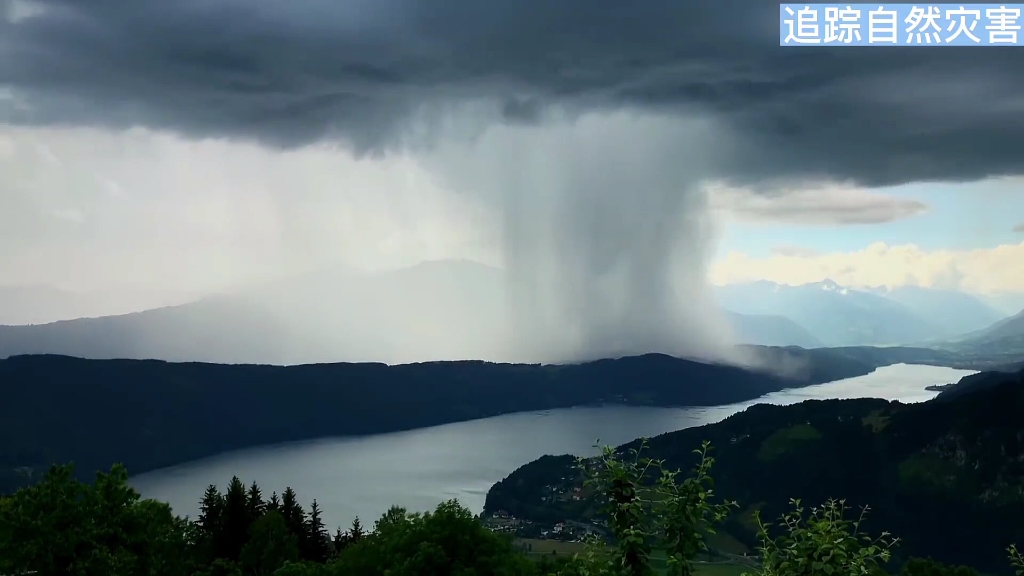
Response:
814,278,848,295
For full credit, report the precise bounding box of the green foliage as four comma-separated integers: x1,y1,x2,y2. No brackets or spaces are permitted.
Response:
900,557,982,576
560,439,737,576
744,499,896,576
756,425,822,462
192,558,242,576
272,560,331,576
332,500,536,576
0,463,193,576
303,499,331,562
487,378,1024,573
4,451,1017,576
241,510,301,575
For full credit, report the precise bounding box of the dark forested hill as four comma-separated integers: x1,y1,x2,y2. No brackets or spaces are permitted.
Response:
0,349,874,494
484,368,1024,574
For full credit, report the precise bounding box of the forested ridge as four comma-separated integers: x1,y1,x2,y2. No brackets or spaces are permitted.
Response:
2,368,1022,575
485,368,1024,574
0,350,877,493
1,442,1020,576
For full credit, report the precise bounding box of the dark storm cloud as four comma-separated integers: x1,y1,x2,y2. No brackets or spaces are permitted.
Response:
2,0,1023,186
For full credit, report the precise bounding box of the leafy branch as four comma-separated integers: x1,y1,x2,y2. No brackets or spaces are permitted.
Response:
744,498,897,576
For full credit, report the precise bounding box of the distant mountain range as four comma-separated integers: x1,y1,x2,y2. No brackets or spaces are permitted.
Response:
865,285,1009,336
713,280,1009,347
1,262,1021,362
977,292,1024,316
933,308,1024,359
723,311,823,348
0,285,196,326
1,261,825,363
0,261,516,365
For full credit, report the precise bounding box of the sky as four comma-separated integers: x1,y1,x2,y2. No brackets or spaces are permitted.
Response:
710,180,1024,293
2,127,1021,297
2,0,1024,361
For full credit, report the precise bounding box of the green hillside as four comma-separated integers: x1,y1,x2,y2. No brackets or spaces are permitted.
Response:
484,369,1024,573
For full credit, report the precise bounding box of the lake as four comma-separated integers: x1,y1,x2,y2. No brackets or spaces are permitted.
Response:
131,363,974,532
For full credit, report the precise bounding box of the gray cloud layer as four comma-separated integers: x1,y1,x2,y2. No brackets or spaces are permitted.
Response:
3,0,1024,187
708,186,929,225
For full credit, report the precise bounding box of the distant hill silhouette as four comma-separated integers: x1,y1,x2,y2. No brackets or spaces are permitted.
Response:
714,280,1008,347
870,285,1005,336
2,261,831,364
934,308,1024,358
0,350,876,493
979,292,1024,316
0,285,197,326
723,311,823,348
0,296,297,364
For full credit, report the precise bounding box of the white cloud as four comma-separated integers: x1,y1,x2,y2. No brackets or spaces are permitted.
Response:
711,241,1024,294
4,0,46,23
706,182,928,225
0,125,498,293
770,244,821,258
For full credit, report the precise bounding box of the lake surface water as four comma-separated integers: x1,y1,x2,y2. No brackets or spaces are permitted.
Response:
131,363,975,532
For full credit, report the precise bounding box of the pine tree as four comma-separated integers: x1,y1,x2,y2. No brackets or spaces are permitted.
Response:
198,484,226,560
332,527,347,555
303,499,330,562
267,491,280,513
350,516,363,544
198,484,225,535
280,487,307,544
222,476,250,560
246,481,264,523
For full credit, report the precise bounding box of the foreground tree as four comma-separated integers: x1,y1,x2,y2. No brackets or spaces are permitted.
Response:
746,498,896,576
332,500,537,576
303,499,331,562
350,516,364,543
0,463,193,576
240,510,300,576
281,487,307,541
247,481,266,520
4,457,1016,576
271,560,331,576
222,476,251,560
559,440,904,576
900,557,982,576
560,440,737,576
192,558,243,576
